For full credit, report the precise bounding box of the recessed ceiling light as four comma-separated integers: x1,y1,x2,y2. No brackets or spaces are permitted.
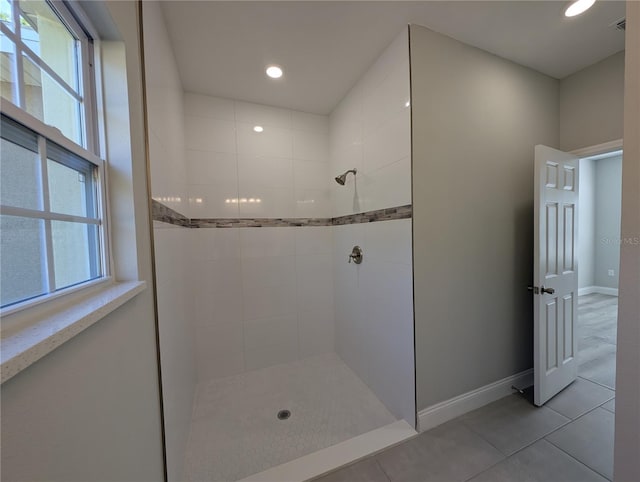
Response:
266,65,283,79
564,0,596,17
253,125,264,133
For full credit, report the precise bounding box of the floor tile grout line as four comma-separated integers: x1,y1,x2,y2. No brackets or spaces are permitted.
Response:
544,437,613,481
541,401,576,422
577,374,616,392
456,396,573,458
457,416,512,457
460,453,508,482
543,403,611,442
373,456,393,482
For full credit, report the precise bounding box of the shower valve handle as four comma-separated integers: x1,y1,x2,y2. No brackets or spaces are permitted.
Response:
348,246,363,264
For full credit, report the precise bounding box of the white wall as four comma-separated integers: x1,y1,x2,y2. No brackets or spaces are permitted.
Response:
559,51,625,152
410,24,559,410
578,158,596,289
1,2,165,480
330,29,415,425
594,155,623,289
184,95,334,381
142,3,196,480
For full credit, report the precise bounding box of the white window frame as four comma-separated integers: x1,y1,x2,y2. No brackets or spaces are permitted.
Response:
0,0,112,316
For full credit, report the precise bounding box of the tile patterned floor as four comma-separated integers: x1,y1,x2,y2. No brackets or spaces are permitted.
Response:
578,294,618,389
181,353,396,482
316,294,618,482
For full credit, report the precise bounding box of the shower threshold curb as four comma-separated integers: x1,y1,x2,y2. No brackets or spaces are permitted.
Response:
238,419,417,482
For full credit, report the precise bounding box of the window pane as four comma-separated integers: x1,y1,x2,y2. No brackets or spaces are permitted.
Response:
51,220,99,290
0,133,41,210
0,0,14,32
0,215,47,307
47,154,96,218
0,50,15,103
0,34,16,103
19,0,79,92
20,0,79,92
23,53,82,145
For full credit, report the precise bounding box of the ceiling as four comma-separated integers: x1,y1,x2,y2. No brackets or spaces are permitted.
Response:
160,1,626,115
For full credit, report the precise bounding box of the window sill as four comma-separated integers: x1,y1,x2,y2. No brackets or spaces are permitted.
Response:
0,281,146,384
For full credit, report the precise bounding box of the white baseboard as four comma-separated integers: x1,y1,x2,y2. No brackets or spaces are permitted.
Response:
239,420,416,482
578,286,619,297
417,369,533,432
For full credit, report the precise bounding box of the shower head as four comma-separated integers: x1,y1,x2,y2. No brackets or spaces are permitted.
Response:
335,168,357,186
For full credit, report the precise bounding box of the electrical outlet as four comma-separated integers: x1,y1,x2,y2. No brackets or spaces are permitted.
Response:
608,269,615,277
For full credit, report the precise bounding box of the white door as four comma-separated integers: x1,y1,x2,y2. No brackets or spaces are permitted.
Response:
533,145,579,406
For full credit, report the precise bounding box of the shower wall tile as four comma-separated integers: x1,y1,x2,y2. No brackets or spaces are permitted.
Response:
293,130,330,162
236,122,293,158
362,57,411,134
189,184,240,218
153,226,196,481
365,217,413,266
294,226,333,256
330,132,362,179
362,109,411,174
188,224,334,381
294,159,330,189
149,128,188,216
292,111,329,133
295,254,334,314
192,258,243,327
185,115,237,154
237,185,296,218
241,255,296,292
333,219,415,426
181,91,334,381
186,150,238,186
235,101,293,129
330,28,415,426
190,227,241,260
240,227,296,258
244,314,299,370
329,28,411,218
294,188,332,218
184,93,235,121
238,155,293,189
298,307,335,357
194,321,245,381
144,4,194,479
360,156,412,213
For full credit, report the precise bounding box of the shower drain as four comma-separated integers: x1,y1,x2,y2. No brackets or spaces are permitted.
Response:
277,409,291,420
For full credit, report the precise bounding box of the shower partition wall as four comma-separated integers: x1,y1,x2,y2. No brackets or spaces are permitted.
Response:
330,29,415,426
143,3,415,479
143,3,194,481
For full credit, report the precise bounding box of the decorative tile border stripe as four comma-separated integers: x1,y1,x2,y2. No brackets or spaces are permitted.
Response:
152,200,412,228
332,204,412,225
191,217,333,228
151,199,190,227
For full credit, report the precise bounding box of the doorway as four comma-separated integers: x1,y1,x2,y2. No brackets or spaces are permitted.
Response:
577,148,623,392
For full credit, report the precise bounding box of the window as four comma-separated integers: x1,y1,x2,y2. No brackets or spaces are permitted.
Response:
0,0,95,149
0,0,107,311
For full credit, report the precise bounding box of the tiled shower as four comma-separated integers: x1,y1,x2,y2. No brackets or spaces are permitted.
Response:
144,2,415,480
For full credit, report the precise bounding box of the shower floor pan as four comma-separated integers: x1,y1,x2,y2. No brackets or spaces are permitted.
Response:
182,352,398,482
